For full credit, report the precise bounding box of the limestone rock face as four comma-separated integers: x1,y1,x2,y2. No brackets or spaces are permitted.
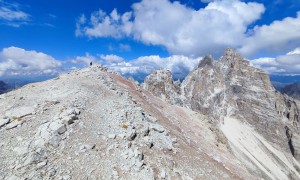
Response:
144,49,299,148
275,91,300,127
143,69,182,105
275,91,300,161
198,55,214,68
182,54,225,118
183,48,277,123
144,48,300,178
181,49,293,153
2,65,259,180
2,54,300,179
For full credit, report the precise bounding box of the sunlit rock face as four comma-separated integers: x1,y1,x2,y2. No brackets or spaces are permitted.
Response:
182,49,285,145
1,49,300,180
143,69,182,105
0,65,260,179
145,48,300,165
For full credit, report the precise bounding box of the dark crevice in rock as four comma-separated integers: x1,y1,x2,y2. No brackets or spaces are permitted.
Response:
289,139,295,157
285,126,295,157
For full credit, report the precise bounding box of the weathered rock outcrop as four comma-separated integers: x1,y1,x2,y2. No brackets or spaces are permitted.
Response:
144,48,300,179
1,49,300,179
275,91,300,128
182,48,283,143
275,91,300,161
1,65,259,180
183,49,300,166
143,69,182,105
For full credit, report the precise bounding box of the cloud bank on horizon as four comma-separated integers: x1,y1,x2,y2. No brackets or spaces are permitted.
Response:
0,0,300,79
73,53,201,81
1,46,299,80
251,48,300,75
0,47,61,76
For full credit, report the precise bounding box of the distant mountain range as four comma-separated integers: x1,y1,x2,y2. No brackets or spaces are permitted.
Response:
0,79,29,94
280,83,300,100
0,81,10,94
0,76,56,95
271,81,291,90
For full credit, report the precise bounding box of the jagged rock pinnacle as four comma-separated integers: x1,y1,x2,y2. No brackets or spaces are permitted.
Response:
145,48,300,176
221,48,243,62
143,69,182,105
198,55,214,68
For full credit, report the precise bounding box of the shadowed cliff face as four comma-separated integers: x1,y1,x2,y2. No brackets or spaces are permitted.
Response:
0,81,9,94
280,83,300,100
144,48,300,171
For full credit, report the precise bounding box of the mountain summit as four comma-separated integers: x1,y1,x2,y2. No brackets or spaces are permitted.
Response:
1,50,300,179
145,48,300,179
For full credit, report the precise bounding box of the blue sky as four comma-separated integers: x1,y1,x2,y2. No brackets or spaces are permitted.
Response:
0,0,168,60
0,0,300,82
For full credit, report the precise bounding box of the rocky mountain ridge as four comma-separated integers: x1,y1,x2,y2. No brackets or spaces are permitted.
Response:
0,65,255,180
144,48,300,179
0,49,300,179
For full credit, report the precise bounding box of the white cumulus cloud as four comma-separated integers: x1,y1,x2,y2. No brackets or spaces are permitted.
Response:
109,55,201,80
75,9,132,38
286,47,300,55
251,47,300,75
72,53,201,80
240,12,300,56
0,47,61,76
100,54,124,64
76,0,265,57
76,0,300,59
73,53,97,65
